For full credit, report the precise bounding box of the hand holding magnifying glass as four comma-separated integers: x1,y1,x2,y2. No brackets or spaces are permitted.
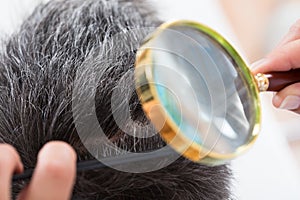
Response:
252,20,300,114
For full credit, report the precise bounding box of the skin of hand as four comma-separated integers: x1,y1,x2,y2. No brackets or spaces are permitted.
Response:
252,19,300,114
0,141,77,200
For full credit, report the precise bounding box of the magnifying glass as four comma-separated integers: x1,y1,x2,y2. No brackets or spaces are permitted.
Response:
134,20,300,165
13,20,300,182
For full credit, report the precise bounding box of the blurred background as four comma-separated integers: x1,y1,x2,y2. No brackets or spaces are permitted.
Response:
0,0,300,199
155,1,300,199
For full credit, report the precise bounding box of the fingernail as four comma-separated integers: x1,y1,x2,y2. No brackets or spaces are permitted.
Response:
279,95,300,110
251,59,268,70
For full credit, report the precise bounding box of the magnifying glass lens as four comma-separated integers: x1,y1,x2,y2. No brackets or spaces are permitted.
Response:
136,21,260,161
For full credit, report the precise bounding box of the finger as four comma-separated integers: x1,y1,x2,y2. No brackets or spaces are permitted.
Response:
0,144,23,200
16,185,28,200
277,19,300,48
272,83,300,114
22,141,76,200
252,39,300,74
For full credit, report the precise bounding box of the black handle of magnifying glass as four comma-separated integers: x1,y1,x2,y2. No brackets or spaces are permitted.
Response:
256,68,300,92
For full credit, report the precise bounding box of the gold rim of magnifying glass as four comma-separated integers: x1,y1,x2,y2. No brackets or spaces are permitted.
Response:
135,20,261,165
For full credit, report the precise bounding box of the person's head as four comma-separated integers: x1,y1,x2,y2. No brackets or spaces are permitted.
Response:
0,0,232,199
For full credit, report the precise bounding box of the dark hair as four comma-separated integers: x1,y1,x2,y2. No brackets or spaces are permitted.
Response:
0,0,232,199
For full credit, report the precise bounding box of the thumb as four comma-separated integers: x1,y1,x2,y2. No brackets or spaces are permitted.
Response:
252,39,300,74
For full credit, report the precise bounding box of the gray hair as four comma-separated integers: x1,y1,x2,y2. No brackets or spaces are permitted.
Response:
0,0,232,199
